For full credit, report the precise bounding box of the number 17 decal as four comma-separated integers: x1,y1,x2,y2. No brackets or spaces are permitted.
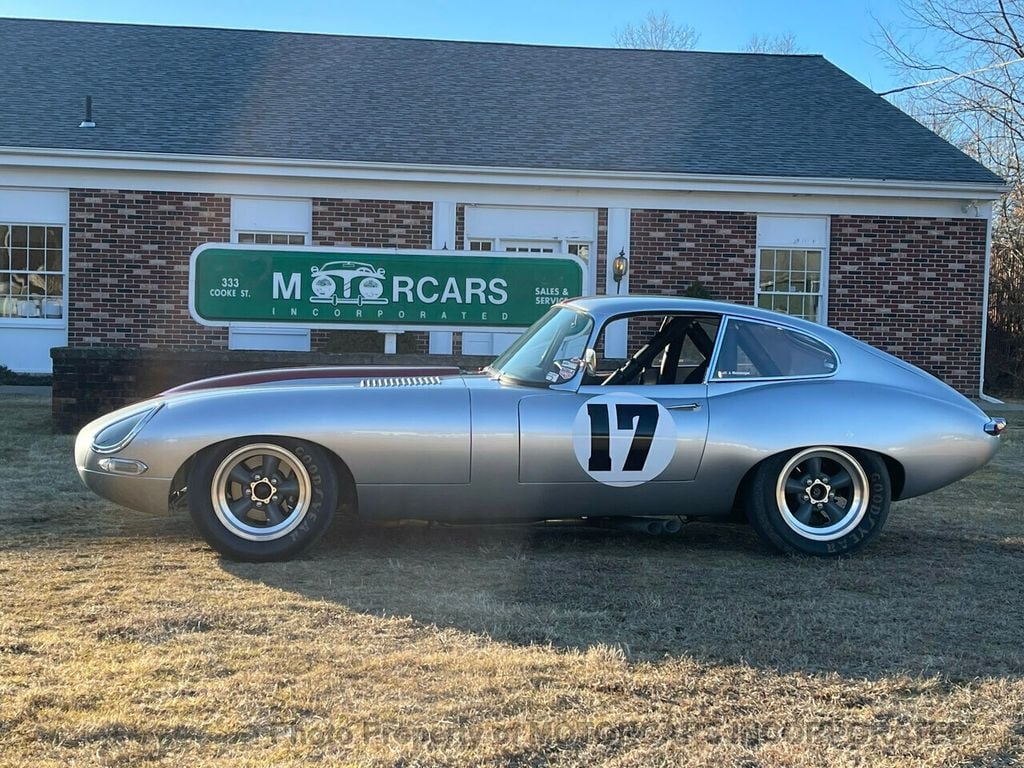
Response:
572,394,677,487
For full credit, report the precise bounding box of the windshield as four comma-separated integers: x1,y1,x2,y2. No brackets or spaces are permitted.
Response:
489,306,594,386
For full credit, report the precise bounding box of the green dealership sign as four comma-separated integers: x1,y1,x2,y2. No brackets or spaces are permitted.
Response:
189,245,585,331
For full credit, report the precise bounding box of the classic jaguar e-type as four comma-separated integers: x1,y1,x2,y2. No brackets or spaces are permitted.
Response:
76,296,1007,561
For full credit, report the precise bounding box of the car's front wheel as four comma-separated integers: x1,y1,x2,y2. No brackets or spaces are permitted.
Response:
187,439,338,561
746,446,891,556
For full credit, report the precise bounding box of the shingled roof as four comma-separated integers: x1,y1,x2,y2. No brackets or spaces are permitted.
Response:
0,18,1003,185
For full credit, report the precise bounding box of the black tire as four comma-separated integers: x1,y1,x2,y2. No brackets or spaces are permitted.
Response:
746,446,891,556
187,438,338,562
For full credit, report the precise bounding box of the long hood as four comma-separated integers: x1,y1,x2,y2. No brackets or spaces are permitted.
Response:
161,365,464,395
88,366,475,486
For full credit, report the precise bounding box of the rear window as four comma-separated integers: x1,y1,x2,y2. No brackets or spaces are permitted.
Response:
712,319,837,380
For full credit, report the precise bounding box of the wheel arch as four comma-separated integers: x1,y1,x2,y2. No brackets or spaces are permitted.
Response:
169,434,359,517
731,444,905,512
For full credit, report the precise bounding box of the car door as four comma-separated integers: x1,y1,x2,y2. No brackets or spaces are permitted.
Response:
518,312,718,491
518,381,709,487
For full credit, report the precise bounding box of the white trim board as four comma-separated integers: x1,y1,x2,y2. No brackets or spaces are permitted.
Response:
0,146,1009,198
0,165,997,221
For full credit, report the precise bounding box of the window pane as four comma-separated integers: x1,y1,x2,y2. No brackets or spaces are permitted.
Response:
288,234,306,245
791,249,806,272
46,226,62,249
237,232,255,243
10,226,27,249
806,250,821,271
45,248,62,271
568,242,590,262
270,233,287,244
254,233,271,244
42,297,63,318
28,226,45,249
28,248,45,271
713,320,837,379
11,246,27,271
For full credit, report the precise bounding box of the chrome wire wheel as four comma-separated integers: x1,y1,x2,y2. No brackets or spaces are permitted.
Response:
210,443,312,542
775,447,870,542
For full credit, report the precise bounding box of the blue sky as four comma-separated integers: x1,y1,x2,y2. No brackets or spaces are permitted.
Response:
0,0,909,91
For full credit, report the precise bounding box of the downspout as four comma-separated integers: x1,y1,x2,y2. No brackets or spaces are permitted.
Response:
979,211,1003,404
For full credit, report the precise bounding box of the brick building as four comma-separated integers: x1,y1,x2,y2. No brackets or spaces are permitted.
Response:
0,18,1006,396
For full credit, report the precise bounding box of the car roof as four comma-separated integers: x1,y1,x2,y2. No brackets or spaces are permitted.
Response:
565,295,849,344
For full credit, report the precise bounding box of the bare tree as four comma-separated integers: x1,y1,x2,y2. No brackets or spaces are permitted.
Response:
743,32,801,54
614,11,699,50
878,0,1024,393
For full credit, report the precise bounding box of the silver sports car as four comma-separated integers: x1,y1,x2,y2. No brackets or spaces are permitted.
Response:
76,296,1007,561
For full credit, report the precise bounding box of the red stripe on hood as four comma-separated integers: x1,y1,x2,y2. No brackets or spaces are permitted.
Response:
162,366,464,395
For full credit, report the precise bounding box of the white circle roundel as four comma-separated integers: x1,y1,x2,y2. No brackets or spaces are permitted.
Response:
572,393,677,487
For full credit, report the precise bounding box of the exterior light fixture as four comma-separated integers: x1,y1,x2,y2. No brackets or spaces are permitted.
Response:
612,249,628,293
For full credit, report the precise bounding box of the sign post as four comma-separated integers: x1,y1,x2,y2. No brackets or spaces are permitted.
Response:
190,244,585,332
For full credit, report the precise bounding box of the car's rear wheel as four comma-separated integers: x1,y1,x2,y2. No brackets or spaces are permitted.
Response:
746,446,891,556
188,439,337,561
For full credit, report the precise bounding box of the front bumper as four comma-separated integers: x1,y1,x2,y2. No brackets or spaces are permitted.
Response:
76,410,175,516
77,467,175,516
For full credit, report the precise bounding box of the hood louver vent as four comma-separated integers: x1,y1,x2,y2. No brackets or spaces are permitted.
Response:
360,376,443,388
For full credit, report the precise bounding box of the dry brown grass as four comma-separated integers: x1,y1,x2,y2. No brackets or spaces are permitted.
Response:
1,392,1022,767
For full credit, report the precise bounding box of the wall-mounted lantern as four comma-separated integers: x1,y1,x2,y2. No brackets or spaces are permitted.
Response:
612,249,628,294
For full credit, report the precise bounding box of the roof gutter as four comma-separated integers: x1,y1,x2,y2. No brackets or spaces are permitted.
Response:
0,146,1010,200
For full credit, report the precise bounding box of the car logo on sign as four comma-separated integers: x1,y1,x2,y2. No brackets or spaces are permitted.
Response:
309,261,389,306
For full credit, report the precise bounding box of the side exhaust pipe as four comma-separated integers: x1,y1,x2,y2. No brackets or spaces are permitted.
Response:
662,517,682,534
592,517,677,535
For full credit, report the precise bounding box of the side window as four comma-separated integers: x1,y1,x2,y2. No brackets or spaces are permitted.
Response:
713,320,837,380
589,314,721,385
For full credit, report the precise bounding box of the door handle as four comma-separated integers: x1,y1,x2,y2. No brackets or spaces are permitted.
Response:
667,402,701,411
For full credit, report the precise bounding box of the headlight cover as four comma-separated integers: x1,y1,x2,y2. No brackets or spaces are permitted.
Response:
92,403,163,454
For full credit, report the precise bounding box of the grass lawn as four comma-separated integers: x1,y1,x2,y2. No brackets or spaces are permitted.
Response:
0,393,1021,766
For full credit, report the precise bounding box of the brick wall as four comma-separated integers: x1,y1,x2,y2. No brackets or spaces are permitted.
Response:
68,189,231,348
829,215,987,394
629,209,758,302
64,194,987,394
310,197,433,354
626,209,986,394
626,209,757,355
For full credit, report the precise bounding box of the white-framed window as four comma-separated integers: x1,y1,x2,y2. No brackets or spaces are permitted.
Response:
0,223,66,321
237,231,307,245
468,239,493,251
756,248,824,321
755,216,829,324
501,240,556,253
568,242,590,262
